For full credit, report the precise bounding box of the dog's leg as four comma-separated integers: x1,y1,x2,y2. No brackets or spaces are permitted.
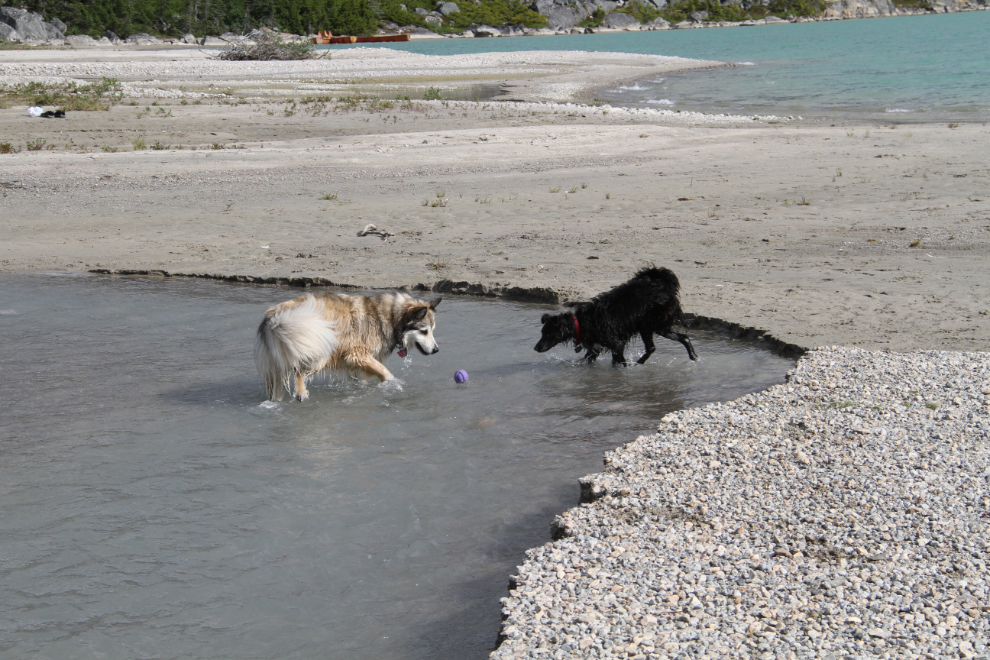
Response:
345,352,394,383
636,331,657,365
611,344,629,366
583,347,601,363
294,370,310,402
662,332,699,361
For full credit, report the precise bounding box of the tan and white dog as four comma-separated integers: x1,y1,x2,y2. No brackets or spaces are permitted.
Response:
255,291,441,401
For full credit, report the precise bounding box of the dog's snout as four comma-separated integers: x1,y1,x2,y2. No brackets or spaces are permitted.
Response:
430,346,439,354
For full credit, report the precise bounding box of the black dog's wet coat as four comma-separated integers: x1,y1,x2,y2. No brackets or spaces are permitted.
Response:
534,266,698,365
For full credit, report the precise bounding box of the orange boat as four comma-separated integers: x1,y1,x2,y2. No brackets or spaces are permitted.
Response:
311,32,411,44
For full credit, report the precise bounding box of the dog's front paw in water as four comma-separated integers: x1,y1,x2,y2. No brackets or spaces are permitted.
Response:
295,392,308,402
379,378,404,393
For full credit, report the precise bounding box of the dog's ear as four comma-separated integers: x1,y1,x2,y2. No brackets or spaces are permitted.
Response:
407,306,429,322
429,297,441,310
541,313,551,324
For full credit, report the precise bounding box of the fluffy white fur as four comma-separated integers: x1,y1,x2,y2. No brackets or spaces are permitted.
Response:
255,291,440,402
255,295,338,400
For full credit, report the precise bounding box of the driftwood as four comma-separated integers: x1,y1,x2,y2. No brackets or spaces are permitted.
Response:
357,223,394,241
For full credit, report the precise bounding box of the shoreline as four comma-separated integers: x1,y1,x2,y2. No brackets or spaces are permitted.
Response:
2,46,988,658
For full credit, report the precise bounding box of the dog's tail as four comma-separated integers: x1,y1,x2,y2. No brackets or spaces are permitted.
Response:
255,295,338,400
635,266,681,295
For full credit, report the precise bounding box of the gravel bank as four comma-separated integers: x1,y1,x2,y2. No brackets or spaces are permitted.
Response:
493,347,989,659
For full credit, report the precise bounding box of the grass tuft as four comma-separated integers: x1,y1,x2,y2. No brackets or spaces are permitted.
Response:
0,77,123,111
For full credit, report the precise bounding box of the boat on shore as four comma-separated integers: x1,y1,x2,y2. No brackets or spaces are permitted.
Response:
311,32,411,44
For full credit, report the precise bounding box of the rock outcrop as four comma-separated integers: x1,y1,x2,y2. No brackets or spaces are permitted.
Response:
0,6,64,42
823,0,896,18
601,11,641,28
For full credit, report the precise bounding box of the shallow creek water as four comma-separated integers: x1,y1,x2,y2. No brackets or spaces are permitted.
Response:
0,274,795,659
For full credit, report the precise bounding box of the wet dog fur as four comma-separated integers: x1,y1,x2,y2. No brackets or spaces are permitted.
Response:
255,291,440,401
534,266,697,365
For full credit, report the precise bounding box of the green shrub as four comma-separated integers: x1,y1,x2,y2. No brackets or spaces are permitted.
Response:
577,7,606,27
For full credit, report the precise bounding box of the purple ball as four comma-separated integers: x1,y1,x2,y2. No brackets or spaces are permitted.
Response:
454,369,469,384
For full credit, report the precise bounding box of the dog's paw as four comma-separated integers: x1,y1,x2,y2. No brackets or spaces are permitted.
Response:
379,378,403,393
295,392,309,402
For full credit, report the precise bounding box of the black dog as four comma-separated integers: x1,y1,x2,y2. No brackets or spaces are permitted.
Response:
534,266,698,365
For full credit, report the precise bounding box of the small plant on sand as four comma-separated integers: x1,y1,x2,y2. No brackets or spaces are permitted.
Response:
212,143,226,150
426,256,448,271
25,138,47,151
215,32,317,61
424,87,442,101
549,186,561,193
910,238,923,248
797,196,811,206
568,186,579,193
581,182,588,189
431,197,448,208
0,142,17,154
101,145,118,153
132,136,146,151
605,192,611,200
150,141,170,150
320,192,338,200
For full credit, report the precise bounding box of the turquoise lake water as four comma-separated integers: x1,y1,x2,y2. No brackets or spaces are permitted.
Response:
331,12,990,122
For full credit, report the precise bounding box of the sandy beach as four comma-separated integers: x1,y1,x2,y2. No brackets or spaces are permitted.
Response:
2,45,989,658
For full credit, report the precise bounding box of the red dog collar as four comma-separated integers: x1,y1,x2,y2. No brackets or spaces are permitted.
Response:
573,315,581,344
398,348,407,357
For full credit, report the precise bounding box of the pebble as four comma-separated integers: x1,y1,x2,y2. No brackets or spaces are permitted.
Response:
492,347,989,659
